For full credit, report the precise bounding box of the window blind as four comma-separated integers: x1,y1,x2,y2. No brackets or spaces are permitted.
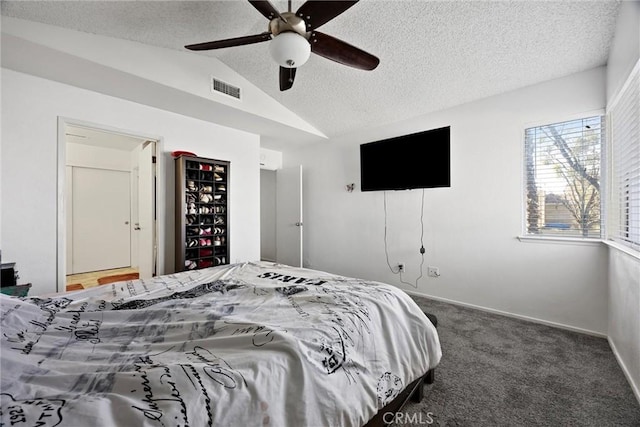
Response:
608,61,640,252
524,116,604,239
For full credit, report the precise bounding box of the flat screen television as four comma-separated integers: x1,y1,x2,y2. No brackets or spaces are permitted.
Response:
360,126,450,191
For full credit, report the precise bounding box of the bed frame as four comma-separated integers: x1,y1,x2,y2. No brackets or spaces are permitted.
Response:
364,311,438,427
363,369,434,427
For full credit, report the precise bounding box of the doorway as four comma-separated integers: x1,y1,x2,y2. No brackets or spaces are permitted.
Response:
58,120,159,292
259,165,303,268
260,169,277,262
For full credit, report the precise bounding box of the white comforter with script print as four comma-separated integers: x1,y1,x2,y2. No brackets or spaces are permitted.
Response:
0,261,441,427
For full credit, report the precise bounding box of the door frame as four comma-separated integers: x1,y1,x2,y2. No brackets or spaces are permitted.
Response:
56,117,164,292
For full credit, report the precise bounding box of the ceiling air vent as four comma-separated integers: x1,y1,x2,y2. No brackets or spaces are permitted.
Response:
211,78,241,100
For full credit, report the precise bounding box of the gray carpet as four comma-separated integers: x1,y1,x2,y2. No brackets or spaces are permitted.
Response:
395,295,640,426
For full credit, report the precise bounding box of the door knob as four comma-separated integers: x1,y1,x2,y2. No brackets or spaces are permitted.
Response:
134,223,141,231
295,222,303,227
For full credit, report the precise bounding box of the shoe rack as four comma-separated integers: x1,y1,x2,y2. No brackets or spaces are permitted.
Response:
175,155,229,272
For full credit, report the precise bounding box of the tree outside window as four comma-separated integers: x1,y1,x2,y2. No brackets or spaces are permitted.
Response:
524,116,604,238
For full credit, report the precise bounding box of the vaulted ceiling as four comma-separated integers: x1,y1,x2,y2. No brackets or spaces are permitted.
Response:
1,1,621,148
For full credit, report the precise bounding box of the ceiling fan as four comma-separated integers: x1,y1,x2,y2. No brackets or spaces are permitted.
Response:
185,0,380,91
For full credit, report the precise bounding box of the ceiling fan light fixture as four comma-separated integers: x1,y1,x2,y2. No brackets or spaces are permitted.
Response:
269,32,310,68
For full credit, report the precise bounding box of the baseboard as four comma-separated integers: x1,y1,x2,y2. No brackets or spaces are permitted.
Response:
403,289,607,338
608,337,640,405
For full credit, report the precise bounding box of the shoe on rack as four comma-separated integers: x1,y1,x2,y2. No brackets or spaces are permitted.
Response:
200,259,214,268
199,164,213,171
214,165,224,173
214,173,223,181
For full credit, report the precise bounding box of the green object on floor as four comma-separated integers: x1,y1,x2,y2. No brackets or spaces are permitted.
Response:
1,284,31,297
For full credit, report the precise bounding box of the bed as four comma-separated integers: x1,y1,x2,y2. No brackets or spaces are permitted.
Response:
0,261,441,426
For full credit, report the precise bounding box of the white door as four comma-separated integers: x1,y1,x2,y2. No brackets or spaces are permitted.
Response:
136,141,155,278
260,169,277,262
276,165,303,267
65,166,73,273
72,167,131,273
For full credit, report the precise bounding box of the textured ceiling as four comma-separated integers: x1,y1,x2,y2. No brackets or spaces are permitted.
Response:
1,0,621,141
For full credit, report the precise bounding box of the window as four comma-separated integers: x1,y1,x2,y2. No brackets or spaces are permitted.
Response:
524,115,604,239
607,62,639,252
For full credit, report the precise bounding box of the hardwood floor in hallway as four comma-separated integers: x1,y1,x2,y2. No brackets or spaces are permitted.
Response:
66,267,139,291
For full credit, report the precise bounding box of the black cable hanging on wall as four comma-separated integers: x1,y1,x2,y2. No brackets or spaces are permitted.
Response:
383,189,427,288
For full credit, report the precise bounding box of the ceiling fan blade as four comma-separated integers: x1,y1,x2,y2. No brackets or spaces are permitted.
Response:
310,31,379,70
279,66,297,91
248,0,285,21
185,32,271,51
296,1,358,30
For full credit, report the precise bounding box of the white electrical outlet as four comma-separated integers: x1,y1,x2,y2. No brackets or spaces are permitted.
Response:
428,267,440,277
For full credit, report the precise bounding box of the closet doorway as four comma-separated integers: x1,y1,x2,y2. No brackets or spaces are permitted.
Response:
58,120,159,291
260,165,303,268
260,169,277,262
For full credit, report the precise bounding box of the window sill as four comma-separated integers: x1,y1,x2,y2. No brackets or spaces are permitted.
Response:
517,235,603,246
517,236,640,260
603,240,640,261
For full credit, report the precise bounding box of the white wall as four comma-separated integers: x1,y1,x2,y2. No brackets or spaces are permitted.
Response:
1,68,261,296
608,250,640,400
605,0,640,402
1,17,326,148
606,0,640,104
260,148,283,171
285,66,609,334
67,142,132,171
